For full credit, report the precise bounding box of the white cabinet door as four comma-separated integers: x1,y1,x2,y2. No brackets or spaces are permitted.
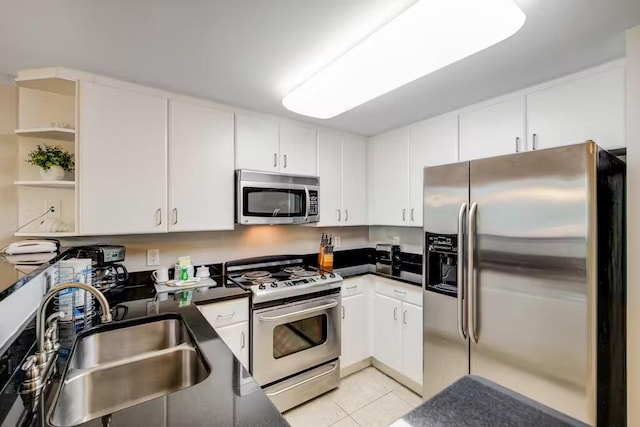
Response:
374,293,403,373
168,100,234,232
235,113,280,172
402,302,423,386
279,123,317,176
527,66,625,150
341,293,366,369
459,96,526,161
408,115,458,227
371,129,409,226
342,136,367,226
216,321,249,369
317,131,342,226
79,82,167,235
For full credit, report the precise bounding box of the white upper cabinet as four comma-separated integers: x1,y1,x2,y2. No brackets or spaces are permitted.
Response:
168,100,234,232
317,132,367,227
235,113,318,175
408,115,458,227
79,82,168,235
459,96,526,161
371,128,410,226
527,65,625,151
317,131,342,226
235,113,280,171
341,136,367,225
280,123,317,176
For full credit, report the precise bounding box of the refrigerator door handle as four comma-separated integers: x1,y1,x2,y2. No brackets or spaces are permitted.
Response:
468,202,479,344
457,202,468,340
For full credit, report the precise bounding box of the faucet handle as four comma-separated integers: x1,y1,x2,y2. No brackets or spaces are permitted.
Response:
21,356,40,381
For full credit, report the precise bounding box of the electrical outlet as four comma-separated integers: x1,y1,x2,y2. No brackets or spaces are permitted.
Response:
147,249,160,266
334,236,342,247
392,236,400,245
43,199,61,219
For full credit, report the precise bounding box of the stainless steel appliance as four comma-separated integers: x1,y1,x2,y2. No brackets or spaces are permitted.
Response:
422,142,625,426
375,243,401,275
235,170,319,225
75,244,129,291
225,255,342,412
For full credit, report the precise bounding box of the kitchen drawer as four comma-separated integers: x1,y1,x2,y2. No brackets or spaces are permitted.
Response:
197,297,249,328
341,277,368,296
374,277,422,307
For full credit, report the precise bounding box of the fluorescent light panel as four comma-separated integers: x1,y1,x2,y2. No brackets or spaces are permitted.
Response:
282,0,526,119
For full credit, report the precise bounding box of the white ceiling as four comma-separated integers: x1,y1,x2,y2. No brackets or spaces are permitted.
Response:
1,0,639,136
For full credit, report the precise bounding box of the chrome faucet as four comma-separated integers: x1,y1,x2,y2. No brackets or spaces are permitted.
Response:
20,282,112,403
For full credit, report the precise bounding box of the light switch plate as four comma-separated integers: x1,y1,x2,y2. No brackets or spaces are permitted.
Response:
334,236,342,247
392,236,400,245
147,249,160,266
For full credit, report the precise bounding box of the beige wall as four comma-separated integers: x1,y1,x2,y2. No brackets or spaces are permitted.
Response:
0,78,18,249
60,226,370,272
626,26,640,427
369,226,422,254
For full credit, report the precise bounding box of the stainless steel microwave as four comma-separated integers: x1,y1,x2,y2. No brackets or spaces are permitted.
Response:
235,170,319,225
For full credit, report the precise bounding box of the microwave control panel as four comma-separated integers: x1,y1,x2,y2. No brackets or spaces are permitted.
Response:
308,190,318,216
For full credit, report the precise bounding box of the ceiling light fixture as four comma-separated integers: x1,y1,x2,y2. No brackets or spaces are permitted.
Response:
282,0,526,119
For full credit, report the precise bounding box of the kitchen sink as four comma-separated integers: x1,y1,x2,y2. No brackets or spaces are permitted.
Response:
48,315,209,427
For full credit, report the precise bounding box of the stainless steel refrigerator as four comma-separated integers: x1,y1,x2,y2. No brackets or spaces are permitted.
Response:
422,142,625,426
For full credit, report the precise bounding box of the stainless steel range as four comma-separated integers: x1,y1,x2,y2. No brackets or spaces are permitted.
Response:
225,255,342,412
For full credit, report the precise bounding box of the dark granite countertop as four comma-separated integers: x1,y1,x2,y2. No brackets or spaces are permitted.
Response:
336,264,422,288
1,298,288,427
397,376,588,427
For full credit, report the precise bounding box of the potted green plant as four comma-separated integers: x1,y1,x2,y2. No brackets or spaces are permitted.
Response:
26,144,75,180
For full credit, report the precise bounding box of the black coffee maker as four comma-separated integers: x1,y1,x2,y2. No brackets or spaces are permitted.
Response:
75,244,129,291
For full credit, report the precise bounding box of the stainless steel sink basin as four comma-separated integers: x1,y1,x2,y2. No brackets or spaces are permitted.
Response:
69,318,191,369
48,315,209,427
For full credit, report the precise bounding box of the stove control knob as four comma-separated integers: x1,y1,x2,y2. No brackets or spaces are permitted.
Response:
271,283,278,288
258,284,266,290
329,273,335,278
320,275,326,279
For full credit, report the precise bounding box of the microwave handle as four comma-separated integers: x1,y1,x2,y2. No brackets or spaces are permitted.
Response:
303,186,310,221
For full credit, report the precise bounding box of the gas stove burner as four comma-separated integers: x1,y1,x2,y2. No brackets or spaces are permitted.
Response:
243,270,271,280
283,266,305,273
290,270,316,279
253,277,277,284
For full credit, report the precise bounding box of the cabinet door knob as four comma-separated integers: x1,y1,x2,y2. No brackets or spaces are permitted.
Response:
273,153,278,167
515,137,520,153
532,133,538,150
172,208,178,225
337,209,341,222
156,209,162,226
345,210,349,222
283,154,288,168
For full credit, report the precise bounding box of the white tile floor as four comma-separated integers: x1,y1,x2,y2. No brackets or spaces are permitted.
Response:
283,367,423,427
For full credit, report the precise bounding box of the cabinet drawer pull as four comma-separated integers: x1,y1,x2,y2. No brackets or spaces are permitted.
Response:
217,312,235,319
284,154,288,168
532,133,538,150
241,331,246,349
393,289,406,296
515,137,520,153
156,209,162,226
394,307,398,320
346,285,357,291
273,153,278,167
173,208,178,225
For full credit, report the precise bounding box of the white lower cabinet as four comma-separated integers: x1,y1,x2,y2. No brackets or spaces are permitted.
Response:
341,293,366,369
216,321,249,369
373,293,404,373
401,302,423,385
197,297,250,369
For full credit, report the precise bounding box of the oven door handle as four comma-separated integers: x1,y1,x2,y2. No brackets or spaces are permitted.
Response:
258,300,339,322
303,185,310,222
265,362,338,397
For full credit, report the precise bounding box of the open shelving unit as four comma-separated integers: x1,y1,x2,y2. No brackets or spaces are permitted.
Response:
14,69,79,237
